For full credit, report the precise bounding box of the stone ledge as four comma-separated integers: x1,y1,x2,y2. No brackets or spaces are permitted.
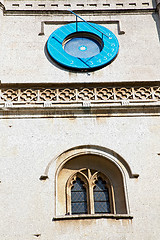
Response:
53,213,133,221
1,104,160,118
3,0,155,12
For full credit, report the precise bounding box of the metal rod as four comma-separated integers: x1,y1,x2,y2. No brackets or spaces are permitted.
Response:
76,16,78,32
67,10,110,39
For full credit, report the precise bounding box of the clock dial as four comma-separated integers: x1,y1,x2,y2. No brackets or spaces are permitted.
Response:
64,36,102,58
47,22,119,71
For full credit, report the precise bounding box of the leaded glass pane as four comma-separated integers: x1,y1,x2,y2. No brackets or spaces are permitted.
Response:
94,201,110,213
71,177,87,214
93,177,111,213
94,179,106,190
71,191,87,202
94,191,109,201
71,202,87,214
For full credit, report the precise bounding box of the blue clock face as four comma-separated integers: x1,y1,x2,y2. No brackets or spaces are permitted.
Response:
47,22,119,71
64,36,102,58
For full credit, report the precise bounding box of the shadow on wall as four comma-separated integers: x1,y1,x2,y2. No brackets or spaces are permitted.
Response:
44,42,70,72
152,11,160,41
44,41,91,74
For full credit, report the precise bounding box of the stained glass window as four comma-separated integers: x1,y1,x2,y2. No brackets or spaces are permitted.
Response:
93,177,111,213
71,177,87,214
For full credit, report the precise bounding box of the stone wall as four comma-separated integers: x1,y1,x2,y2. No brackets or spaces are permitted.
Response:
0,1,160,239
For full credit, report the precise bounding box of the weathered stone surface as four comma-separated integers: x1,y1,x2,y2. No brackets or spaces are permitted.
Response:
0,1,160,239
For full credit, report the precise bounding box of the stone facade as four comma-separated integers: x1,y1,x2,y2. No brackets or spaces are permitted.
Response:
0,0,160,239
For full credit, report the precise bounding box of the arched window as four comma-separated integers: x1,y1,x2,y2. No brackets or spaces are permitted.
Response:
66,169,114,215
55,149,135,217
71,177,87,214
93,177,111,214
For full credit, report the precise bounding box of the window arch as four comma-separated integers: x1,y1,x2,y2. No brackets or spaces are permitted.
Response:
55,151,133,217
66,169,115,215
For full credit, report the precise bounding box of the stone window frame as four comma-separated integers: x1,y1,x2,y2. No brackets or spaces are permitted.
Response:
45,145,139,220
66,168,115,215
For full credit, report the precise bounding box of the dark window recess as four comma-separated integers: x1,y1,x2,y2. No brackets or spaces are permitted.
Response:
93,177,111,213
71,178,87,214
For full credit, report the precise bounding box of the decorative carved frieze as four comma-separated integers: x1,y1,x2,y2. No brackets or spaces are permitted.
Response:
0,84,160,106
1,83,160,118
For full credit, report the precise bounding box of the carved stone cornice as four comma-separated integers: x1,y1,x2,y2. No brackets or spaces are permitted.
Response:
2,0,156,16
0,81,160,118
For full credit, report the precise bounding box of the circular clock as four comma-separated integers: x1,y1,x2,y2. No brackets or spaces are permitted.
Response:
47,22,119,71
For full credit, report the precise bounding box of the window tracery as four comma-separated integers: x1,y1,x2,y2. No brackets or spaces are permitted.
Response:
66,169,115,215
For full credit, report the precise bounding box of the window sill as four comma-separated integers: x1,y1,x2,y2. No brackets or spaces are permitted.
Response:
53,214,133,221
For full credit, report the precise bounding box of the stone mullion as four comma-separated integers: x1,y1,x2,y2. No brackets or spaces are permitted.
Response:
88,180,95,214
